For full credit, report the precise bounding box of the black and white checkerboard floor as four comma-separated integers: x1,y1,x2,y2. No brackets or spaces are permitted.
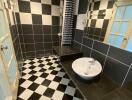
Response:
17,56,84,100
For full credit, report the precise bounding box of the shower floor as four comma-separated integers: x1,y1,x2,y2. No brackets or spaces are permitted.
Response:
17,56,84,100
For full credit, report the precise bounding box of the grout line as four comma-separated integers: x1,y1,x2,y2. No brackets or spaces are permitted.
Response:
107,56,130,68
50,22,54,55
80,29,85,52
20,24,27,59
90,39,94,57
31,24,37,58
102,45,110,71
20,41,58,44
121,65,131,87
42,23,45,56
21,34,59,35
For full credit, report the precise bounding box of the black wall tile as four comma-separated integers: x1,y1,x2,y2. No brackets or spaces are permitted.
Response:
72,41,81,50
43,25,52,34
22,24,33,34
81,46,91,57
104,57,129,85
35,43,44,51
32,14,42,24
52,35,59,41
42,4,51,15
108,46,132,66
73,15,77,29
91,50,106,67
107,1,114,9
52,0,60,6
44,43,52,50
36,51,45,56
94,28,101,36
78,0,88,14
94,1,100,10
45,50,53,56
74,29,83,43
82,37,93,48
93,41,109,54
44,35,52,42
33,25,43,34
52,26,60,34
23,35,34,43
52,16,60,25
100,28,107,37
124,67,132,85
102,20,109,29
31,0,41,3
90,19,96,27
34,35,43,43
25,44,35,52
25,51,36,58
18,1,31,13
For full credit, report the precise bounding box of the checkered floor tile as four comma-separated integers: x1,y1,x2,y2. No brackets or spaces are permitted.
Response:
17,55,84,100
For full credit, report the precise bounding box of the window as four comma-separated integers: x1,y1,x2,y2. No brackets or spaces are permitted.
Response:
105,2,132,52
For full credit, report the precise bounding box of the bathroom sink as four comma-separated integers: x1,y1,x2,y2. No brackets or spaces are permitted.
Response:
72,57,102,80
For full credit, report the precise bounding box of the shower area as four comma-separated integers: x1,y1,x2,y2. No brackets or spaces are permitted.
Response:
16,0,64,59
13,0,79,61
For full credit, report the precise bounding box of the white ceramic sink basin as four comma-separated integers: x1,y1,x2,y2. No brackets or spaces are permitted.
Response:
72,57,102,80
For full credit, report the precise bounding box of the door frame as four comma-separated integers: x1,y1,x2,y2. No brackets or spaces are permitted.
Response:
0,0,19,99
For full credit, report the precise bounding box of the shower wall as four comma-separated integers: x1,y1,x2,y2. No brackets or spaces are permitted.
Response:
15,0,62,59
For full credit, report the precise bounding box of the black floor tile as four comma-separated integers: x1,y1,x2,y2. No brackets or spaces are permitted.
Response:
62,94,73,100
28,92,41,100
28,83,39,91
41,79,51,86
57,84,67,92
43,88,55,97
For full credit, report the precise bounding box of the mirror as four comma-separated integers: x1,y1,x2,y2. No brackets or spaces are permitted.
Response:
85,0,132,52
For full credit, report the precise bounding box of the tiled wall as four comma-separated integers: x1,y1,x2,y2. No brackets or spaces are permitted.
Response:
8,7,23,71
14,0,62,59
73,0,132,86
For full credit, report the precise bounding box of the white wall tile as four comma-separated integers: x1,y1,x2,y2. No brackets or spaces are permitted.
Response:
52,5,60,16
20,13,32,24
30,2,42,14
95,19,104,28
76,14,87,30
105,9,113,19
41,0,51,4
91,10,99,19
99,0,109,10
42,15,52,25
